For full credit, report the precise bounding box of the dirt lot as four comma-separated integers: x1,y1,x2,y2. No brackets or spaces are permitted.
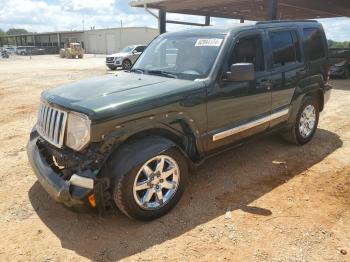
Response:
0,55,349,262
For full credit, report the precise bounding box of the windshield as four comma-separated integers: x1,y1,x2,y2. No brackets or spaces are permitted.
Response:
132,34,225,80
121,46,135,53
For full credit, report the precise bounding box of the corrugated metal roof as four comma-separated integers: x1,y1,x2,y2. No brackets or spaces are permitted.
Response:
130,0,350,20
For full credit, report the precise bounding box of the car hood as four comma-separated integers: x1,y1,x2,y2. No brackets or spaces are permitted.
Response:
107,52,129,58
42,73,204,121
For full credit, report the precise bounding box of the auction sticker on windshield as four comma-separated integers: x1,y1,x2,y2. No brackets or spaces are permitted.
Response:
195,38,223,47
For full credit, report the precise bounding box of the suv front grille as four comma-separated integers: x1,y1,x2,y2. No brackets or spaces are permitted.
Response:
106,57,114,63
36,102,67,148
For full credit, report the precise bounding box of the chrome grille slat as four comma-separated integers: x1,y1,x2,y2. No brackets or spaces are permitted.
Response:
43,106,49,135
40,104,46,127
36,102,67,148
49,110,57,141
45,108,52,136
53,112,61,144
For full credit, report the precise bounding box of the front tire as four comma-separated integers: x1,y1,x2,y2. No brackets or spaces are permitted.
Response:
283,96,319,145
108,66,117,71
122,59,132,71
111,146,188,220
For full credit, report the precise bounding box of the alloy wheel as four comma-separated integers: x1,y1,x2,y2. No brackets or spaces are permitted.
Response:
299,105,316,138
133,155,180,210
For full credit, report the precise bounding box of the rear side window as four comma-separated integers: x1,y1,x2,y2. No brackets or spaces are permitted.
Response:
303,28,325,61
269,31,301,67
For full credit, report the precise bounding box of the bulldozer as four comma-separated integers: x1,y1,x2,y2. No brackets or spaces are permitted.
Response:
59,43,84,59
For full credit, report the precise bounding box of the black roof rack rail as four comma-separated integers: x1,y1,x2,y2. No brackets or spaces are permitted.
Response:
256,19,318,25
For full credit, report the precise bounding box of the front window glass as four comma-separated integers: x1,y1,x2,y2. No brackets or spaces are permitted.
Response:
121,46,135,53
135,46,146,52
230,34,265,71
132,34,225,80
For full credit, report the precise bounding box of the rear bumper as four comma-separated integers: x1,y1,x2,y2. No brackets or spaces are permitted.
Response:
26,131,94,210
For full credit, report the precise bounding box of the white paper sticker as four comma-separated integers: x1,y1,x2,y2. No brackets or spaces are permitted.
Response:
195,38,223,47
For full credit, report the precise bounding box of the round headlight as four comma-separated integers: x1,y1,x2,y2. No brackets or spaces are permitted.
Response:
66,112,91,151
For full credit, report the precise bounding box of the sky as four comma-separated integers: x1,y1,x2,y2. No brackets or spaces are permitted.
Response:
0,0,349,41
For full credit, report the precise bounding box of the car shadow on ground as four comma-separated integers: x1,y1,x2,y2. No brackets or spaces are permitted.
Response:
28,128,342,261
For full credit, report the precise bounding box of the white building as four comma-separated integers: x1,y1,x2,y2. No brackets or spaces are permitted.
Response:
84,27,158,54
0,27,159,55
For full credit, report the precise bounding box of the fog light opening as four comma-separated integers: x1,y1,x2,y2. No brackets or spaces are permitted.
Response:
88,194,97,208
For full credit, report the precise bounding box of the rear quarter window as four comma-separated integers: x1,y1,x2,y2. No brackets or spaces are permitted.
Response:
303,28,326,61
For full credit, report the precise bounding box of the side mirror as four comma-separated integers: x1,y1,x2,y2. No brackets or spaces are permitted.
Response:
225,63,255,82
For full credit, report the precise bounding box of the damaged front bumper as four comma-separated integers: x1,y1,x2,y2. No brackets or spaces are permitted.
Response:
26,130,98,211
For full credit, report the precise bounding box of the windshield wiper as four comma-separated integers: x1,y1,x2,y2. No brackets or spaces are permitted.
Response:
130,68,145,74
147,70,178,79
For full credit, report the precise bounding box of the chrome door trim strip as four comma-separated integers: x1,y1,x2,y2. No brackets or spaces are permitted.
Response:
212,108,289,142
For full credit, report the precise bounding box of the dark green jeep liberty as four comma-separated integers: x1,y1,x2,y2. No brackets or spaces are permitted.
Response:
27,20,331,220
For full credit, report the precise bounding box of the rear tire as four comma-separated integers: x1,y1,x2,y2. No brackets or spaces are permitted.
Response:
283,96,319,145
110,143,188,221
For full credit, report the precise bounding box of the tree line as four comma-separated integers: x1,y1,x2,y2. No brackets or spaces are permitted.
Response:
0,28,30,37
328,39,350,48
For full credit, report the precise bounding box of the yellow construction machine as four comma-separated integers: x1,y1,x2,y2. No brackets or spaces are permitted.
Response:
59,43,84,59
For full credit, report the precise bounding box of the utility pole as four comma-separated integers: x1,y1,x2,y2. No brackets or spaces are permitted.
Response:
120,20,123,51
82,15,85,31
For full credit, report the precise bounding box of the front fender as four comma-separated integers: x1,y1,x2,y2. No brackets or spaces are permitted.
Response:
91,111,205,156
103,136,177,179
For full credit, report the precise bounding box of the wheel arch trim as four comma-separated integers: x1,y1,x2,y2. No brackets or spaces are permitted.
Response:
288,84,324,124
103,136,186,180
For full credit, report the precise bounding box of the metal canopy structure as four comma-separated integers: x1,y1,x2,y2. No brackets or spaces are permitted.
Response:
130,0,350,33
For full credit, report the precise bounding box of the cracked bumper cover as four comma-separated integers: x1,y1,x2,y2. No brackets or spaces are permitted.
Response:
27,131,94,209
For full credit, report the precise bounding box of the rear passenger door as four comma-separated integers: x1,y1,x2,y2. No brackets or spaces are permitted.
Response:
267,29,304,126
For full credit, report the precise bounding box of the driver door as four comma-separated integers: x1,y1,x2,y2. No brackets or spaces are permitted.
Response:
206,31,272,151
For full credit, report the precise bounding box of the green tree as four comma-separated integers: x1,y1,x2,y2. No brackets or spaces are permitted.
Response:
0,28,6,37
328,39,350,48
6,28,29,35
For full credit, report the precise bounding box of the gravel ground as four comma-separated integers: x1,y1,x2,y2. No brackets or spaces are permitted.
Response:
0,55,349,262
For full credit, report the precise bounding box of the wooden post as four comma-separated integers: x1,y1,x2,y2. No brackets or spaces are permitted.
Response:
205,15,210,26
159,10,166,34
269,0,278,20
